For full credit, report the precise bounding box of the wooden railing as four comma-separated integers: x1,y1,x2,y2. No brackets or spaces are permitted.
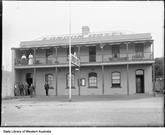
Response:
15,52,153,66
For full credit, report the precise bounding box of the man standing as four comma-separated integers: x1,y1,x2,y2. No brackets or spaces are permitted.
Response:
29,84,35,98
24,82,29,96
14,83,18,96
19,82,24,96
44,82,49,96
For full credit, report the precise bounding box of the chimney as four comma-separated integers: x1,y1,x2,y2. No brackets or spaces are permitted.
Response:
82,26,90,37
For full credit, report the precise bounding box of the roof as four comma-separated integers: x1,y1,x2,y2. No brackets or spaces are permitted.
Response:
19,31,152,48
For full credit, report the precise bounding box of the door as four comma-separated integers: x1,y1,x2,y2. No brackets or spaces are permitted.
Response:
26,73,33,85
136,70,144,93
26,73,33,95
136,76,144,93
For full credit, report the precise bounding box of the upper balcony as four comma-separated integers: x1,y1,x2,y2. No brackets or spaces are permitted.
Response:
13,39,154,68
12,28,155,68
14,52,153,68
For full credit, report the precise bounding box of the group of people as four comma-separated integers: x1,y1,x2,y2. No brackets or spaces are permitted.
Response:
14,82,50,97
21,53,33,65
14,82,35,97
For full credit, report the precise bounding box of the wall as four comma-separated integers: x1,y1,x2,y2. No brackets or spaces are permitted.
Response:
36,68,56,96
79,66,103,95
104,65,127,95
14,64,153,96
128,64,153,94
2,70,12,97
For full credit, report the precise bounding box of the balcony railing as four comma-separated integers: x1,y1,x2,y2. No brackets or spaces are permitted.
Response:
129,52,153,61
15,52,153,66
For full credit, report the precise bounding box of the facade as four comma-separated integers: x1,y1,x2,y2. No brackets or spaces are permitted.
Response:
2,67,12,97
11,26,155,96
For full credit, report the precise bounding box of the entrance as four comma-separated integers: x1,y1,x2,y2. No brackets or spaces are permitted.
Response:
136,70,144,93
26,73,33,95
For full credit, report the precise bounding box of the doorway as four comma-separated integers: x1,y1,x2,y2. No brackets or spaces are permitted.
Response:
136,70,144,93
26,73,33,95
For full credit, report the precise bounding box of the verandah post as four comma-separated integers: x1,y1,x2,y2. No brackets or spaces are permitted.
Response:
152,41,155,96
100,43,104,95
78,46,81,96
126,42,129,96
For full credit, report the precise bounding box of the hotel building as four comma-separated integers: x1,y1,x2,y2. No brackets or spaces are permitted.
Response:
11,26,155,96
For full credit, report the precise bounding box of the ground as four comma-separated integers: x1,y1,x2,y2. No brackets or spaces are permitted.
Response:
1,94,164,126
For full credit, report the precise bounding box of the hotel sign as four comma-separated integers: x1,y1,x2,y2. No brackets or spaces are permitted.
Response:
70,53,80,67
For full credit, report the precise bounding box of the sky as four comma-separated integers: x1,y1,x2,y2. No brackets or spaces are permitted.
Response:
3,1,164,71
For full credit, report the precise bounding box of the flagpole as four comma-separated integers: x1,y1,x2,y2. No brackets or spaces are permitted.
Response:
69,2,72,101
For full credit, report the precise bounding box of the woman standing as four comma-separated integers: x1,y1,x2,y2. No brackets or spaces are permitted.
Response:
28,53,33,65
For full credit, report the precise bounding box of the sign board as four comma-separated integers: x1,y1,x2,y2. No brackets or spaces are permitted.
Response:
69,53,80,67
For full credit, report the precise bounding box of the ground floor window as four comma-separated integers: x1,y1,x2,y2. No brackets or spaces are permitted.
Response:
112,71,121,87
66,73,75,88
45,74,54,89
88,72,97,88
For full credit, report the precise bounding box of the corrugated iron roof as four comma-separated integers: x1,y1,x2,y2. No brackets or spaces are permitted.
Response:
19,31,152,48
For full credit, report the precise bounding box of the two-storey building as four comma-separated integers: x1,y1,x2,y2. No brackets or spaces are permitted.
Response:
11,26,155,96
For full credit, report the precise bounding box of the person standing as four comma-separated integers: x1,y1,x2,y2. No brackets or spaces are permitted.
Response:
19,82,24,96
29,84,34,98
18,82,21,96
24,82,29,96
44,82,49,96
14,83,18,96
28,53,33,65
21,54,27,65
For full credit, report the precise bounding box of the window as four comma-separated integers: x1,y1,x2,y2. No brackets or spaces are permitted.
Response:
135,45,144,57
89,46,96,62
136,70,144,75
112,72,121,87
88,72,97,88
45,74,54,89
46,49,53,64
67,47,75,56
80,78,86,86
66,73,75,88
112,46,120,58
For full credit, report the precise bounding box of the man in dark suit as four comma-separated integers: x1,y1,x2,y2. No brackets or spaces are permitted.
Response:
44,82,49,96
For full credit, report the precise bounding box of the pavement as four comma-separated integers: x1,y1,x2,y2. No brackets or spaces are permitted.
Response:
1,94,164,127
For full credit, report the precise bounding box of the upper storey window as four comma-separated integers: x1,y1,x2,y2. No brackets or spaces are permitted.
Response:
112,46,120,58
135,45,144,57
89,46,96,62
46,48,53,64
